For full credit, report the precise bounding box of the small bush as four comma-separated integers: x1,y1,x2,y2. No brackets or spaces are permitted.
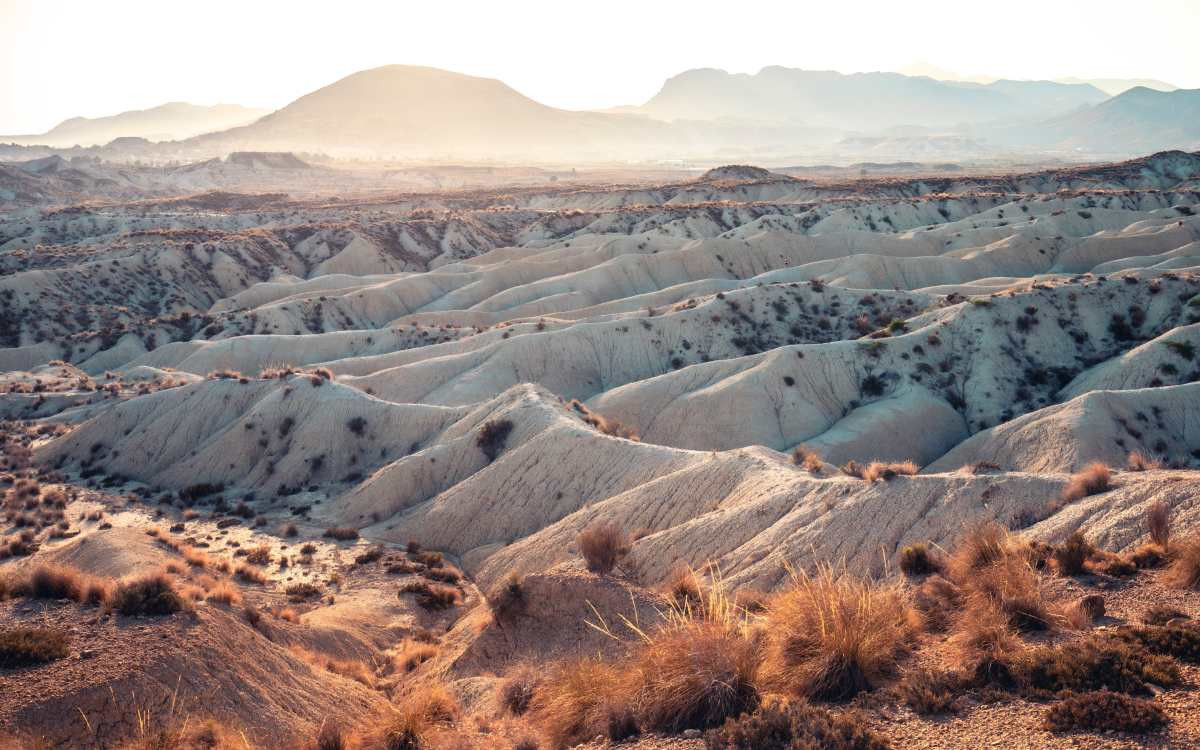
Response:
1141,605,1189,627
1017,637,1179,696
1127,451,1161,472
235,564,268,584
577,521,630,575
898,667,968,715
477,418,514,461
400,581,460,610
206,581,242,606
244,544,272,565
490,572,526,620
1165,534,1200,589
0,627,70,668
323,527,359,541
1043,690,1167,734
898,543,942,577
286,582,321,602
703,697,887,750
791,445,823,474
112,573,186,616
1109,623,1200,663
1052,532,1093,576
862,460,918,481
1146,500,1171,549
499,664,540,716
532,658,633,750
1060,462,1112,503
763,567,915,701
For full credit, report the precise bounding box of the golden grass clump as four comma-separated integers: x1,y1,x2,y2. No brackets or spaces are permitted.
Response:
531,657,635,750
1165,533,1200,589
1060,461,1112,503
762,566,916,701
862,460,918,482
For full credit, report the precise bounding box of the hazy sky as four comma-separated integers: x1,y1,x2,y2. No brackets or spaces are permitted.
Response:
3,0,1198,134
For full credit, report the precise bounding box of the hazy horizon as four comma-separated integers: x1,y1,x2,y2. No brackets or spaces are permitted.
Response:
2,0,1198,134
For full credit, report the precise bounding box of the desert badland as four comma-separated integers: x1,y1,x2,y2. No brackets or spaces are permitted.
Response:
3,6,1200,749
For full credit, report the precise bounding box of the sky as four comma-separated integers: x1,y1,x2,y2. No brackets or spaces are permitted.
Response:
2,0,1198,134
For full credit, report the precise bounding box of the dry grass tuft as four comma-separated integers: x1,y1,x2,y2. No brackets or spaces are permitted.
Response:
577,521,630,575
1060,462,1112,503
791,445,824,474
399,580,460,610
1165,533,1200,589
862,460,919,482
531,658,634,750
9,564,111,606
235,563,268,585
113,573,187,616
498,664,540,716
1146,500,1171,549
1052,532,1093,577
1127,451,1162,472
205,580,242,606
763,566,915,701
0,626,70,668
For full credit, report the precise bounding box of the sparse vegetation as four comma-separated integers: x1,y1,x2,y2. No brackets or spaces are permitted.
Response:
1060,462,1112,503
577,521,630,575
1043,690,1168,734
0,626,70,668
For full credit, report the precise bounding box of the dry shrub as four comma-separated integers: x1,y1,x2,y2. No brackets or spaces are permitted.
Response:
206,581,242,606
367,686,459,750
1146,500,1171,549
703,697,886,749
862,460,918,482
182,546,210,568
476,418,515,461
791,445,823,474
285,582,321,602
1017,637,1179,696
235,563,268,584
663,565,703,607
1165,533,1200,589
293,647,374,688
897,667,969,716
969,555,1060,632
399,581,460,610
498,664,540,715
1128,543,1169,569
577,521,630,575
1109,623,1200,663
396,642,437,673
532,658,634,750
1052,532,1093,577
568,399,639,441
948,604,1021,685
489,572,526,621
1043,690,1167,734
1141,605,1190,626
631,615,759,732
0,626,70,668
763,566,916,701
912,574,962,632
1060,462,1112,503
113,573,187,616
898,543,942,578
946,522,1025,583
323,527,359,541
244,544,272,565
839,461,865,479
11,563,110,606
423,566,461,584
314,722,345,750
1126,451,1161,472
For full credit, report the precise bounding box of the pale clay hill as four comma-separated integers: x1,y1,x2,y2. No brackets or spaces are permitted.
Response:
3,150,1200,749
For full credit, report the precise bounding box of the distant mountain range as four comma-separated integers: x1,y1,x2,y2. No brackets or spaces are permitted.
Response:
3,102,269,147
4,66,1197,161
634,67,1108,129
